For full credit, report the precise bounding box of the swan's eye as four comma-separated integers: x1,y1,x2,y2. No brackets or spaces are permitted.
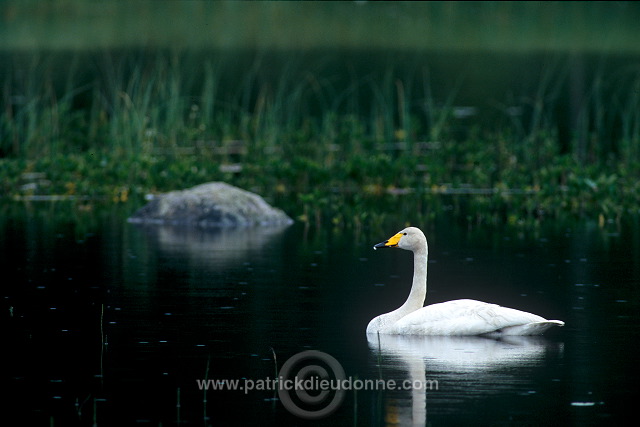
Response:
403,233,407,235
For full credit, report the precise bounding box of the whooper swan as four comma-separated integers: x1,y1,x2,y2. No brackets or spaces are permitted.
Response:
366,227,564,336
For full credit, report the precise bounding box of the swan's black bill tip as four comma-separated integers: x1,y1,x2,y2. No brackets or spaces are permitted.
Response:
373,241,393,250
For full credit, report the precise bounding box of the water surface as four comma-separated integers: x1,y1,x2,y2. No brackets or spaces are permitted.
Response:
3,203,638,425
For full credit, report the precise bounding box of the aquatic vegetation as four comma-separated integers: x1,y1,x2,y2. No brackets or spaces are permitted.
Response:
1,49,640,228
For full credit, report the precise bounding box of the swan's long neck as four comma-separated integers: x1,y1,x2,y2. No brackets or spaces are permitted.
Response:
366,234,429,334
397,242,428,315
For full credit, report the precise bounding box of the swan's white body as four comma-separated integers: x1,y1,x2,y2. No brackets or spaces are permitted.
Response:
366,227,564,336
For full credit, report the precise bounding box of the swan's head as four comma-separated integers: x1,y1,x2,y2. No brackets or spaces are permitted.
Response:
373,227,426,252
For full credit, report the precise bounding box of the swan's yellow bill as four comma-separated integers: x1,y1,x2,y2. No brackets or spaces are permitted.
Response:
373,232,403,250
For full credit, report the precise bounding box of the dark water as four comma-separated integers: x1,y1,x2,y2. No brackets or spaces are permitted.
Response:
3,203,638,425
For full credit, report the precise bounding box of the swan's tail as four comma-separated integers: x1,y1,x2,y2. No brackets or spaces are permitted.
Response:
496,320,564,336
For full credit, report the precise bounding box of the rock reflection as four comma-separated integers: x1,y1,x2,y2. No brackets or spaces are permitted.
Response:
133,223,290,269
367,334,563,426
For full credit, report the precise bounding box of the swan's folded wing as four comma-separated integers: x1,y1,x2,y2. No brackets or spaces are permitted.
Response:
492,320,565,336
390,299,549,335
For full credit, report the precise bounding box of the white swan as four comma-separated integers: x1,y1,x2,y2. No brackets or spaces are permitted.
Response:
366,227,565,335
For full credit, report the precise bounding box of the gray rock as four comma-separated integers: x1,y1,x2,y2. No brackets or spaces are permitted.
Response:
128,182,293,227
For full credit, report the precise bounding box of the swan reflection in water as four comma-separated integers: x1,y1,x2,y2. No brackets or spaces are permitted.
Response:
367,334,564,426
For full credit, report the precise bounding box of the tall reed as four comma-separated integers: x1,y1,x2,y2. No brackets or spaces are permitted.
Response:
2,50,640,225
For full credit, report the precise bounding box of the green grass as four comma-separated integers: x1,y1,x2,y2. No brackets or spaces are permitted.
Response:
2,127,639,229
1,47,640,228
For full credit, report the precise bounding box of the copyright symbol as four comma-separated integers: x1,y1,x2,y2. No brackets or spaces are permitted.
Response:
278,350,346,420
